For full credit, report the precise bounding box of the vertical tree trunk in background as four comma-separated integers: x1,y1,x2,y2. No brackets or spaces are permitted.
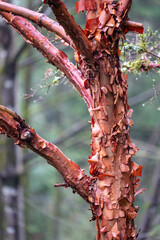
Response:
53,175,63,240
0,23,26,240
53,106,64,240
23,46,33,240
0,177,5,239
0,24,5,238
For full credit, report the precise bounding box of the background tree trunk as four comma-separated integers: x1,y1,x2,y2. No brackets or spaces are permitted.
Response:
0,23,26,240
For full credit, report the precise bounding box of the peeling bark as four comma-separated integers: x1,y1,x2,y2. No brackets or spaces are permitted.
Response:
75,43,142,239
87,58,140,240
0,1,75,48
0,0,147,239
0,12,92,108
74,1,143,239
0,106,91,202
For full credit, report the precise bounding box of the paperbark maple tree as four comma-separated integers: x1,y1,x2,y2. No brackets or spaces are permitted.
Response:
0,0,154,239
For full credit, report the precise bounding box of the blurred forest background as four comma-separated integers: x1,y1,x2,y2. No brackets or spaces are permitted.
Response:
0,0,160,239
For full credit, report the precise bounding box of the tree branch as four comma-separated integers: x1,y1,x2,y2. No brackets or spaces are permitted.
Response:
0,12,93,108
125,20,144,34
118,0,132,19
44,0,93,62
146,51,160,60
0,1,75,48
122,62,160,74
0,105,91,202
142,63,160,70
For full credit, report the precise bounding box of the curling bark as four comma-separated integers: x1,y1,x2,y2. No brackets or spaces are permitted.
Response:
0,0,146,239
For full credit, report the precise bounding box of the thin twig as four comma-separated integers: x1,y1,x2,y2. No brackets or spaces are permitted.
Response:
146,51,160,59
129,83,160,106
54,183,68,187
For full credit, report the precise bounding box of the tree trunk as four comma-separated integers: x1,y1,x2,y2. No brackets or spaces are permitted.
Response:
0,23,26,240
74,2,142,238
0,0,145,239
82,46,139,239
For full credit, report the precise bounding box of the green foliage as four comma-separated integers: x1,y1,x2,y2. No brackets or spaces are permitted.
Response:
121,58,149,74
120,28,160,74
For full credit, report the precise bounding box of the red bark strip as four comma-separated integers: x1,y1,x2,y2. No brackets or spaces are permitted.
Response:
44,0,93,62
0,12,93,108
0,105,91,202
0,1,75,48
125,20,144,34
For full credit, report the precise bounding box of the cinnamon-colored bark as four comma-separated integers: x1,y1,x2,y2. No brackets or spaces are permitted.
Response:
44,0,93,62
0,1,75,48
71,1,143,239
0,105,91,202
124,21,144,34
86,57,140,239
0,12,92,108
0,0,147,239
118,0,132,18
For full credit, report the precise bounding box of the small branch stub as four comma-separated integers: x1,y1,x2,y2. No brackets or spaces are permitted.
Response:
20,130,33,141
54,183,68,188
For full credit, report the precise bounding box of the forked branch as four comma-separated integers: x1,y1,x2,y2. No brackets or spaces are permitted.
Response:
44,0,93,62
0,105,91,202
0,12,93,107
